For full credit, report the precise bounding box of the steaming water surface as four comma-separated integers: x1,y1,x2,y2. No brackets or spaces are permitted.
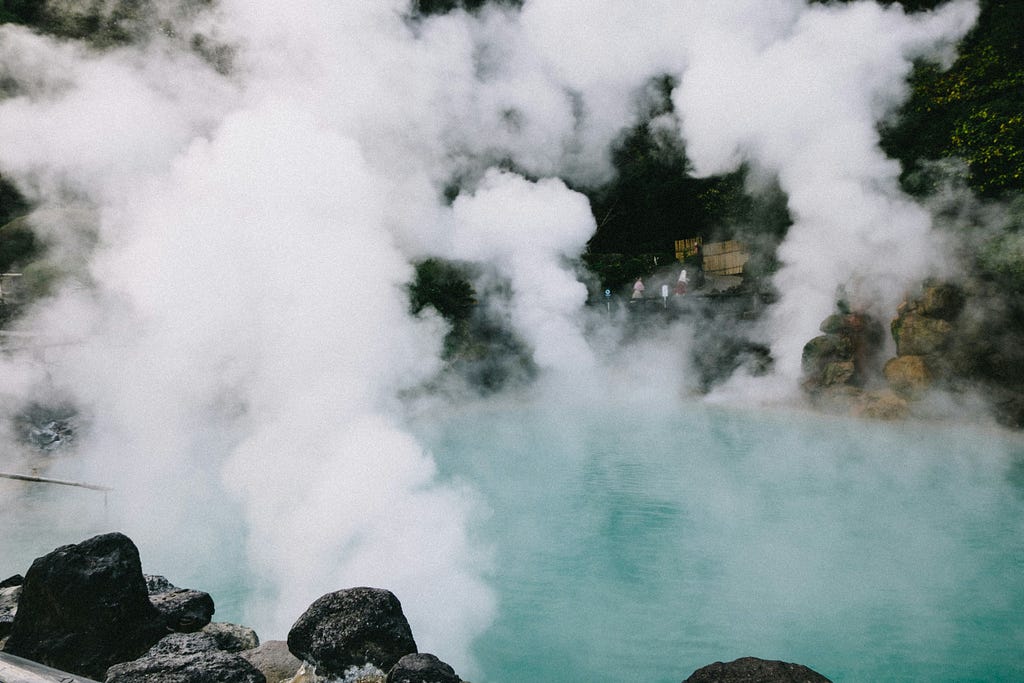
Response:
4,399,1024,683
414,399,1024,682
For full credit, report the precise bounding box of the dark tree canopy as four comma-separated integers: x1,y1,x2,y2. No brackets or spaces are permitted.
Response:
881,0,1024,197
411,0,522,17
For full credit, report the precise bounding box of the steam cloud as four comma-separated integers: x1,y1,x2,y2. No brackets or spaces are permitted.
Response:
0,0,978,676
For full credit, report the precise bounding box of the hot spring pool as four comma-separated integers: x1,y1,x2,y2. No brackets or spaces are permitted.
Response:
413,399,1024,682
3,399,1023,682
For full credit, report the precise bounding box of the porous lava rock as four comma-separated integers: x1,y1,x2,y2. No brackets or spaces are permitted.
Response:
387,652,460,683
2,532,167,680
104,631,266,683
683,656,832,682
287,587,418,677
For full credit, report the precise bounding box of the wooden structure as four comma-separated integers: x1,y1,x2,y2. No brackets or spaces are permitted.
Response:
674,239,750,276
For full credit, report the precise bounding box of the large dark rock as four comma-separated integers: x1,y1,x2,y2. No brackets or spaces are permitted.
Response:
683,656,832,682
387,653,459,683
287,587,418,678
104,631,266,683
2,532,167,680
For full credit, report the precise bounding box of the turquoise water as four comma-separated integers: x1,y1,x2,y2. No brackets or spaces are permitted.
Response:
416,400,1024,682
4,398,1023,683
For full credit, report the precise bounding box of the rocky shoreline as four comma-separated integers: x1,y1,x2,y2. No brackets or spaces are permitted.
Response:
0,532,833,682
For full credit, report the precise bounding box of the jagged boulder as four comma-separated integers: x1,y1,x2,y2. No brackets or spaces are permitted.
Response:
105,631,266,683
2,532,167,680
287,587,417,678
387,653,460,683
683,656,832,682
238,640,302,683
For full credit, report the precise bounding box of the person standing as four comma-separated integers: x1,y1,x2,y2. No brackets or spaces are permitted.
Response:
674,267,688,295
632,276,646,300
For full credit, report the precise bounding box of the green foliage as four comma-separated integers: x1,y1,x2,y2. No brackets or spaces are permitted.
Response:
0,216,37,272
0,175,29,227
974,196,1024,292
580,252,674,295
408,258,476,321
584,119,730,254
882,0,1024,197
0,0,43,25
0,177,37,276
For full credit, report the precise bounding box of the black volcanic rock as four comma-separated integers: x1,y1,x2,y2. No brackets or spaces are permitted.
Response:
287,587,417,677
2,532,167,680
683,656,832,682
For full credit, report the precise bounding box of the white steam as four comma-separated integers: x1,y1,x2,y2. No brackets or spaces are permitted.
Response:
0,0,979,678
673,0,979,388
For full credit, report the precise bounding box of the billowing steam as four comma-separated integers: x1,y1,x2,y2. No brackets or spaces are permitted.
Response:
0,0,978,676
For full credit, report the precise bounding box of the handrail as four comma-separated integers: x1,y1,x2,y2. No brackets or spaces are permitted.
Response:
0,472,112,492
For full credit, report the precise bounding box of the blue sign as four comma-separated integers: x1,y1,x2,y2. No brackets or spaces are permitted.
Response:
604,289,611,298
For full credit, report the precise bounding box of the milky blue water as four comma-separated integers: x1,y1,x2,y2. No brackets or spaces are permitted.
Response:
416,400,1024,683
4,398,1023,683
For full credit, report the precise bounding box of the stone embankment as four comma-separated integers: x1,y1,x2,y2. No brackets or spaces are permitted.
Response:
0,532,833,682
